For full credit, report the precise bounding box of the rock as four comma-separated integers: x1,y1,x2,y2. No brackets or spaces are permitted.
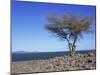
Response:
11,52,96,74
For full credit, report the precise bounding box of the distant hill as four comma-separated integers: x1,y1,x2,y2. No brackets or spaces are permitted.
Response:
12,51,39,53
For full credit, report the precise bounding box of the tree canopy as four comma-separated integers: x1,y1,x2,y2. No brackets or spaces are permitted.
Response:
45,14,94,56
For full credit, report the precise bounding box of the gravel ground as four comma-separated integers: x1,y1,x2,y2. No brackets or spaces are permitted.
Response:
11,52,96,74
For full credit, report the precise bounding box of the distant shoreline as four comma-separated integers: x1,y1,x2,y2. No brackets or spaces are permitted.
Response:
12,49,96,62
12,49,96,53
11,51,96,74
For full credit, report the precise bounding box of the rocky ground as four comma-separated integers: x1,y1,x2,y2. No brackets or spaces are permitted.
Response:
11,52,96,74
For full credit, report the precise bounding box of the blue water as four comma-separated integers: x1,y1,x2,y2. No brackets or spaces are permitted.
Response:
12,50,95,62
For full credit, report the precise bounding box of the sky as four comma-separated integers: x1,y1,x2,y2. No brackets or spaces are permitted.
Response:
12,0,96,52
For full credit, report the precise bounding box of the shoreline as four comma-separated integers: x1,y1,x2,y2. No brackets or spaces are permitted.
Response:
11,52,96,74
12,50,95,62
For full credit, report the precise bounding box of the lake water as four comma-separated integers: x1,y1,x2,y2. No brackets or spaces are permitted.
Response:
12,50,95,62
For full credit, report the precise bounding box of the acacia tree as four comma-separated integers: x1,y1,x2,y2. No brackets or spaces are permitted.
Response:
45,14,93,56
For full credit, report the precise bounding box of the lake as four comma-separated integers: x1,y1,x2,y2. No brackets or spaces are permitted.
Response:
12,50,95,62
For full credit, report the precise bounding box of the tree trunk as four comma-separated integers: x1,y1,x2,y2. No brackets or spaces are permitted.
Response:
68,43,72,56
65,37,72,56
65,36,76,56
70,36,77,56
71,44,76,56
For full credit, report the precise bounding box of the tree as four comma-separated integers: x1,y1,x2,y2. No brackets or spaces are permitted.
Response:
45,14,94,56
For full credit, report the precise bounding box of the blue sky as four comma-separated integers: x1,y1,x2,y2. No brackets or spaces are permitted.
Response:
12,1,96,52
